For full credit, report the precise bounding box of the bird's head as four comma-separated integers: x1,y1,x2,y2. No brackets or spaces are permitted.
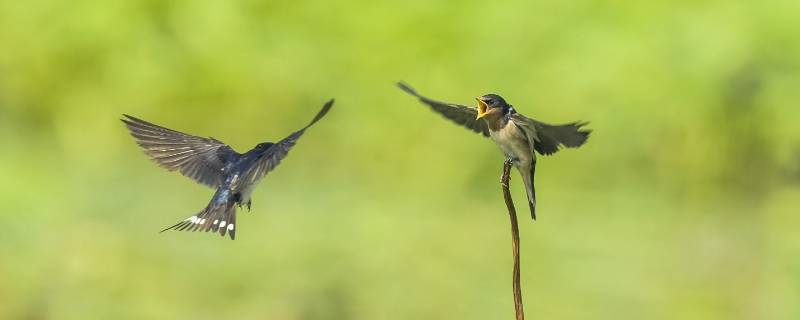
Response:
254,142,274,150
476,94,509,120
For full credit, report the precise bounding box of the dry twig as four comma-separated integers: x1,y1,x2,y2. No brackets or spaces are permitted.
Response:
501,159,524,320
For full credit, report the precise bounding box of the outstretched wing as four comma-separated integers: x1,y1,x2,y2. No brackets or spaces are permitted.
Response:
239,99,334,186
122,115,239,187
511,113,591,156
397,82,489,137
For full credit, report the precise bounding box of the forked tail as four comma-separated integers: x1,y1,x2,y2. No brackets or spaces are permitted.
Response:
161,196,239,240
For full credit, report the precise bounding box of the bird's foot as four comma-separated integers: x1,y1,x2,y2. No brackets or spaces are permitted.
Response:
236,200,252,211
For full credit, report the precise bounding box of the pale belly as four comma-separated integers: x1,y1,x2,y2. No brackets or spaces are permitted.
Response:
239,183,258,204
235,175,264,205
489,122,534,168
226,171,263,205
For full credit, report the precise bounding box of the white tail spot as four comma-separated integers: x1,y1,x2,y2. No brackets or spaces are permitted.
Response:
219,221,226,228
213,220,219,224
199,219,206,224
188,216,198,222
227,224,234,231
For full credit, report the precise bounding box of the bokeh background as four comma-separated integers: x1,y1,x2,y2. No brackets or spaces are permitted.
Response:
1,1,799,319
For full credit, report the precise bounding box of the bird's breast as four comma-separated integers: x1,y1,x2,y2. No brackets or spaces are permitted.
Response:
489,122,533,166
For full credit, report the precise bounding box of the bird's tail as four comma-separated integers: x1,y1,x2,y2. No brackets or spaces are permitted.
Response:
160,196,238,240
520,163,537,220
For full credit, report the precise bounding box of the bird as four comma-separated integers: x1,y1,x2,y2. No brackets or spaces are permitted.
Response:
397,82,590,220
121,100,334,239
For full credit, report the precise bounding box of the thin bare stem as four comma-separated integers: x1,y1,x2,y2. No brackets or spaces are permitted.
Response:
501,159,525,320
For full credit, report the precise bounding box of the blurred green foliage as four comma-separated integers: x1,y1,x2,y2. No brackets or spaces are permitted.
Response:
1,0,799,319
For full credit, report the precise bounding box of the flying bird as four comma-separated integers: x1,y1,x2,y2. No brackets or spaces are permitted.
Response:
122,100,334,239
397,83,590,220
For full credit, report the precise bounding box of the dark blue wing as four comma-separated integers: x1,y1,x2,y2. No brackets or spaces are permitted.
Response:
122,115,239,188
239,100,333,186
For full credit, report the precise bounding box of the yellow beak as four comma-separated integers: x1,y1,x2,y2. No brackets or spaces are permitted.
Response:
476,98,488,119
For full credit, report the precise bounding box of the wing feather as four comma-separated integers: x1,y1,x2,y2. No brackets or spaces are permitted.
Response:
122,115,239,187
240,100,334,186
397,82,489,137
511,113,591,156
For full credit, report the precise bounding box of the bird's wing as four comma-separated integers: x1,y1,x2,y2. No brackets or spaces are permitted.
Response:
240,99,334,186
121,115,238,187
511,113,591,156
397,82,490,137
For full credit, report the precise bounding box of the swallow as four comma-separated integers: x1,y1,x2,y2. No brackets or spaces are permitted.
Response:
121,100,333,239
397,83,590,220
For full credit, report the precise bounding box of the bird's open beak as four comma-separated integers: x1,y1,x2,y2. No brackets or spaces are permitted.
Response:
476,98,488,119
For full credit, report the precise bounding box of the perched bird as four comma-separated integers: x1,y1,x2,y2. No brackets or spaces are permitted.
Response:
397,83,590,220
121,100,334,239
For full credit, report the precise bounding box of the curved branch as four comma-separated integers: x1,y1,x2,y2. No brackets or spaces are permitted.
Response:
501,159,525,320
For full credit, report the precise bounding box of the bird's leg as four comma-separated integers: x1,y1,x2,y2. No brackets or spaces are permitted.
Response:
246,200,251,212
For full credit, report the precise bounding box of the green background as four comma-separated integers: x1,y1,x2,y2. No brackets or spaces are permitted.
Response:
1,1,799,319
